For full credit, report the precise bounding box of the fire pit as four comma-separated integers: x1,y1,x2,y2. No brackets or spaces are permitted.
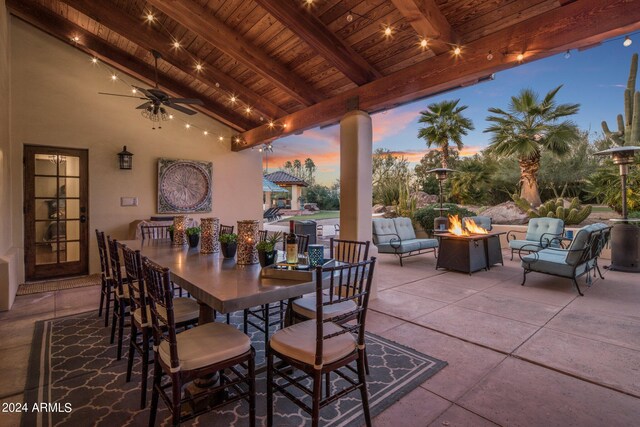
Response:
436,216,505,274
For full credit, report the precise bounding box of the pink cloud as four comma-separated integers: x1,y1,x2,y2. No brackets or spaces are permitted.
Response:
371,107,422,143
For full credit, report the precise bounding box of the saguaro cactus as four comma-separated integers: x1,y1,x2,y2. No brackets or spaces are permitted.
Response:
602,53,640,146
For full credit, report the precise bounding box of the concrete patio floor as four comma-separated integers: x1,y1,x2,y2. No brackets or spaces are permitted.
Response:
0,249,639,426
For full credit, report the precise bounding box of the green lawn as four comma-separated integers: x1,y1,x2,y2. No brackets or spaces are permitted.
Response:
277,211,340,222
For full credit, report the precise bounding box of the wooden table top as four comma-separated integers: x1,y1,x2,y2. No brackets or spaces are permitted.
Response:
119,239,313,314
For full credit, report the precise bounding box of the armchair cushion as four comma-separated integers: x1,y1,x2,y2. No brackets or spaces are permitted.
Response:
393,217,417,240
521,249,589,277
372,218,397,244
525,218,564,243
509,239,543,251
565,223,609,265
376,238,438,254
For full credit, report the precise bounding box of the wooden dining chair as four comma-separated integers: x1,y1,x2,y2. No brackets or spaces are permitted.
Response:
258,229,268,242
329,238,371,264
107,236,130,360
243,233,311,344
267,258,376,427
121,244,199,409
140,225,171,240
219,224,234,236
96,229,113,326
143,258,256,427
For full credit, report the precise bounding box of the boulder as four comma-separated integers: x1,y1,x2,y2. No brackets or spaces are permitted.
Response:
372,204,386,214
479,201,529,225
410,191,438,208
303,203,320,211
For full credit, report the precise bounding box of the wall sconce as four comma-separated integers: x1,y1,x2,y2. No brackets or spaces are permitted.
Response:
118,146,133,170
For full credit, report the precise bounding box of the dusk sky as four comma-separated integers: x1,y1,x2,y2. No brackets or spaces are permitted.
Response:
264,36,639,185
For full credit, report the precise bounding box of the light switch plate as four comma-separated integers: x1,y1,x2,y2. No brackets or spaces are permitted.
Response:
120,197,138,207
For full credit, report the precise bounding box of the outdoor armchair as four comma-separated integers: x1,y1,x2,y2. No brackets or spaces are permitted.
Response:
372,217,438,266
518,223,611,296
507,217,565,260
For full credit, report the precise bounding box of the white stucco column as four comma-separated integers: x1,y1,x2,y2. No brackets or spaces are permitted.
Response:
290,185,300,210
340,110,378,297
264,191,272,209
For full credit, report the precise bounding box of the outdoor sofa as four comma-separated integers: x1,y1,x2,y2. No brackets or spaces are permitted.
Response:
372,217,438,266
519,223,611,296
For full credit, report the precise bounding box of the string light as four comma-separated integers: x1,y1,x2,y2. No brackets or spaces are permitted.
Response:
195,63,203,71
245,106,252,114
268,121,275,128
453,46,461,55
219,136,224,141
384,26,392,37
235,137,241,143
486,50,494,61
230,96,237,103
91,57,98,64
420,39,428,49
346,11,353,22
172,40,181,49
305,0,313,5
623,36,632,47
185,123,191,129
131,88,137,94
71,35,80,43
168,114,174,119
516,53,525,62
111,74,118,81
203,130,208,136
146,13,154,22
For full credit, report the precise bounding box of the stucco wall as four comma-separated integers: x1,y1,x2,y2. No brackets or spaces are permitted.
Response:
6,18,262,301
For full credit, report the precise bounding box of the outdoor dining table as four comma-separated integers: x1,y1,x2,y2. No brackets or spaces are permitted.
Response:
120,239,315,324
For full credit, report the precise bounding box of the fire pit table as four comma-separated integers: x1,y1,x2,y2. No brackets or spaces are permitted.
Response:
435,231,505,274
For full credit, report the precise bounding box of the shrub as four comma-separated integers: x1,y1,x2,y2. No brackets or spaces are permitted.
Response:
413,203,477,233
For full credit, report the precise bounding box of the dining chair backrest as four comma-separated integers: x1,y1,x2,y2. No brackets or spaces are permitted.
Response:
258,230,268,242
219,224,234,236
329,238,370,264
96,229,110,279
141,225,171,240
107,236,125,296
282,233,310,254
313,258,376,368
121,244,147,325
142,257,180,372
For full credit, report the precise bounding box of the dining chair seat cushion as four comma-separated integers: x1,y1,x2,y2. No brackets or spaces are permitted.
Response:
291,295,357,320
158,322,250,372
270,320,356,367
134,297,199,327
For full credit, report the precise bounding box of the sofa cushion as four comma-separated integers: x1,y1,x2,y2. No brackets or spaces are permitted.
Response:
418,239,439,250
565,223,608,265
372,218,397,244
525,218,564,243
393,217,417,241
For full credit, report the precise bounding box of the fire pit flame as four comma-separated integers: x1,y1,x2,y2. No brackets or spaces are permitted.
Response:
447,215,489,236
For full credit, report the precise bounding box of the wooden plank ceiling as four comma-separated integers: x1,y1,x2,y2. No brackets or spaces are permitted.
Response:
7,0,640,148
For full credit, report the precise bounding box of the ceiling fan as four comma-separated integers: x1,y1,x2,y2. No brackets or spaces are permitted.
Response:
98,50,204,129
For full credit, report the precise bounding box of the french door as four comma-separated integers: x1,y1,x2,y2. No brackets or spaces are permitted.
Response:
24,145,89,281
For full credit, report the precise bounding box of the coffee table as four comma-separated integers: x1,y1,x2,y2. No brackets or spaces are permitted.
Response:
435,231,505,274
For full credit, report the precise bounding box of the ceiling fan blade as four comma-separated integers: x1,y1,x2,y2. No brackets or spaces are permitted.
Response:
132,85,155,99
148,88,169,100
169,98,204,105
164,102,198,115
98,92,147,99
136,102,152,110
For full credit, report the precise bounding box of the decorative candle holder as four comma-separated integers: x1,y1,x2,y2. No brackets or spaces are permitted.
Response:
237,220,259,265
200,217,220,254
172,215,186,246
308,244,324,267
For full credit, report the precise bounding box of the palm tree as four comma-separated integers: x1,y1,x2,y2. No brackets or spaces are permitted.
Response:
304,158,316,184
417,99,475,169
484,86,580,207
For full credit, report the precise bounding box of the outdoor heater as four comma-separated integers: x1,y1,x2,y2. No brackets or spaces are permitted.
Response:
594,146,640,272
427,168,455,231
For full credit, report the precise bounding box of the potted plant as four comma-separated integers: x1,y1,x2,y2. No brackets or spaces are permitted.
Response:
256,231,282,267
186,226,201,248
167,225,175,242
219,233,238,258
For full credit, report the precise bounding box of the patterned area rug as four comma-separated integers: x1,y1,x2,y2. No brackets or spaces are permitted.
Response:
22,311,446,426
17,275,101,296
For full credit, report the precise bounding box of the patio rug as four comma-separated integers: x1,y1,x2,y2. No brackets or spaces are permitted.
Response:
22,310,447,427
17,275,100,296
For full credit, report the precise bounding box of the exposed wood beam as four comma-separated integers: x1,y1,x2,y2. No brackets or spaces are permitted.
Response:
234,0,640,150
390,0,456,55
147,0,324,106
60,0,287,121
253,0,381,85
7,0,257,132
